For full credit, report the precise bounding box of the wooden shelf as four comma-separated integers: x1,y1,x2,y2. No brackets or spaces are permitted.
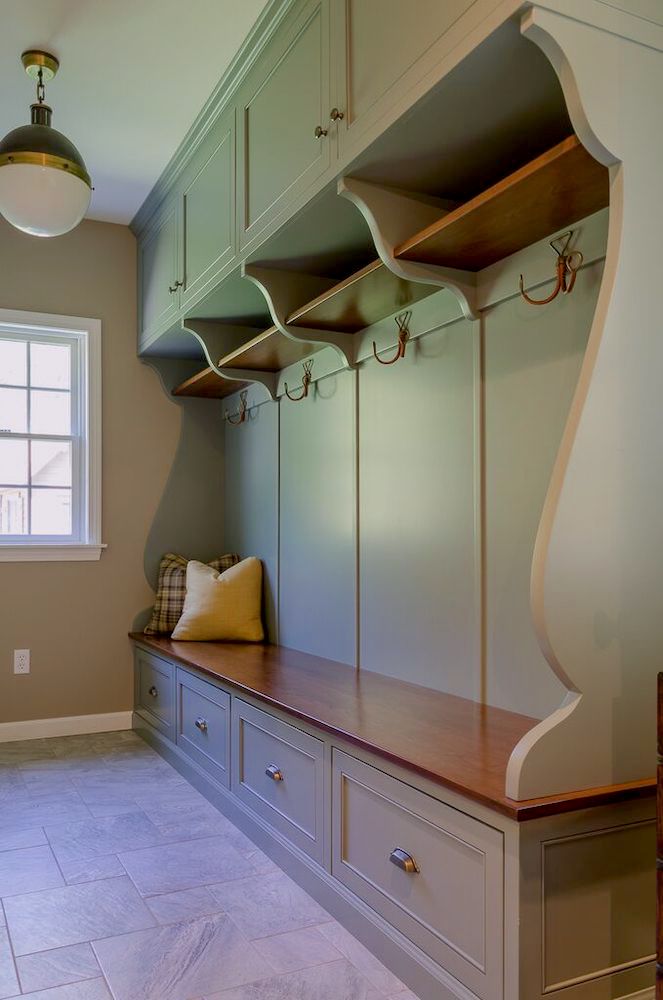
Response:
286,259,436,333
219,326,313,373
395,136,610,271
172,368,247,399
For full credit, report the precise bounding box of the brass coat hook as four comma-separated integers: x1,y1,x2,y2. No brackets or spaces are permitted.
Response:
225,389,248,425
373,311,411,365
519,230,583,306
284,359,313,402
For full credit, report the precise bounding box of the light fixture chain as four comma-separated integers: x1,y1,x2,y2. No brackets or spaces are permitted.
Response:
37,67,45,104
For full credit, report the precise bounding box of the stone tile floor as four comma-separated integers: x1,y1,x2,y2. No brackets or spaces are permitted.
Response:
0,731,420,1000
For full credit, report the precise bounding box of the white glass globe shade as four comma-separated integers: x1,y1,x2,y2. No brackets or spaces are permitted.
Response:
0,162,91,237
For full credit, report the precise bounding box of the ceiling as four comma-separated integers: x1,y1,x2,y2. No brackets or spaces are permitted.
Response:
0,0,271,225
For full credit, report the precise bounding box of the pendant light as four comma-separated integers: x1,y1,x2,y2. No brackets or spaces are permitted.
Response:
0,50,92,238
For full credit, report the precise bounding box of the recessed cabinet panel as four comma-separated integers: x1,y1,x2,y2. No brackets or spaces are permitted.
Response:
138,202,180,348
332,750,503,1000
182,108,236,309
134,648,176,740
177,668,231,788
232,699,325,863
238,0,331,248
335,0,477,155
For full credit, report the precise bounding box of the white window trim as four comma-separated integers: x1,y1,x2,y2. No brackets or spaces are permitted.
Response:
0,308,105,562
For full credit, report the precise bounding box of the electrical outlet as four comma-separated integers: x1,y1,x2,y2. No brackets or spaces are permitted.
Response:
13,649,30,674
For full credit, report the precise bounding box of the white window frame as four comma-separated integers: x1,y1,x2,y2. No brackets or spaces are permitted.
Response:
0,308,104,562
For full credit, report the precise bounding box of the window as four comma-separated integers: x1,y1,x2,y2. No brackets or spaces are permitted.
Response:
0,309,102,561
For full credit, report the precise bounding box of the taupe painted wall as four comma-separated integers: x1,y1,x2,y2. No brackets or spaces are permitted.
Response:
0,218,184,724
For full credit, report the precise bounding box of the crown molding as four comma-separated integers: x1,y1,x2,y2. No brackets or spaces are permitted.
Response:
130,0,296,236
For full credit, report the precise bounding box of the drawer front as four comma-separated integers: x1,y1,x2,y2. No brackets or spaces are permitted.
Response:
134,648,175,739
176,668,230,787
332,750,503,1000
232,700,325,863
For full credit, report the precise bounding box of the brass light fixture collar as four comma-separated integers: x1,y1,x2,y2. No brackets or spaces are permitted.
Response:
21,50,59,83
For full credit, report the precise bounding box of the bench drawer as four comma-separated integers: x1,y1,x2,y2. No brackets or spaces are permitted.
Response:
134,647,175,739
332,750,503,1000
176,668,230,787
232,700,325,864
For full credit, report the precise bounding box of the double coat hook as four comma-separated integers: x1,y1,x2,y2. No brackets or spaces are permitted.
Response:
373,311,411,366
224,389,248,426
284,359,314,402
519,231,584,306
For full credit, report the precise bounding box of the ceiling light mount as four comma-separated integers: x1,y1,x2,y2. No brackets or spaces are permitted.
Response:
21,50,60,84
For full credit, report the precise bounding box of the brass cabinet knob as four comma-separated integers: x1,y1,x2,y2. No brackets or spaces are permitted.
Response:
148,686,158,698
194,717,208,733
168,279,183,293
265,763,284,781
329,108,344,122
389,848,419,874
314,125,328,139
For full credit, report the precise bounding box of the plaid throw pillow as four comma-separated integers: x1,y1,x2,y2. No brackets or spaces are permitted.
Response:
144,552,240,636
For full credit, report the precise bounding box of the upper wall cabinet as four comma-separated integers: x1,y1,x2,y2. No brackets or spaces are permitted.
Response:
237,0,331,251
332,0,478,158
180,106,237,311
138,200,181,348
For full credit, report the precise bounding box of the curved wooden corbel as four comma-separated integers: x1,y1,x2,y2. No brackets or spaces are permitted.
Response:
182,319,277,402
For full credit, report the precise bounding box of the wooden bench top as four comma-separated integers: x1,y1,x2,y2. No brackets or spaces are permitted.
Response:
130,634,655,822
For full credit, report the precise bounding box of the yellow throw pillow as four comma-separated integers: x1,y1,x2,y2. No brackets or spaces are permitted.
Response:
171,557,264,642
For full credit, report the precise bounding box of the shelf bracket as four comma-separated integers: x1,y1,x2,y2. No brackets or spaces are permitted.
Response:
243,264,357,369
338,177,479,320
182,318,277,401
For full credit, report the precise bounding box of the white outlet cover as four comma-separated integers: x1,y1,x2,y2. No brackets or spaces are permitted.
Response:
13,649,30,674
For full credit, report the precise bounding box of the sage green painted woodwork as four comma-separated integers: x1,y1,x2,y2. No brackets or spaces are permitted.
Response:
134,647,176,740
232,699,326,864
358,310,479,697
138,201,180,348
181,106,237,311
176,667,231,788
237,0,331,249
484,260,603,720
332,749,504,1000
224,398,279,642
333,0,477,157
278,369,357,665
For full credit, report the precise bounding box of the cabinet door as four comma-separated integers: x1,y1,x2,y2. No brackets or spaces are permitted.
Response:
333,0,478,158
138,200,180,348
181,106,236,311
237,0,331,251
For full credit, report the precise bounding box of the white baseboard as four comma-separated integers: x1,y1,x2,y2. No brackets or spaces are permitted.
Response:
0,711,133,743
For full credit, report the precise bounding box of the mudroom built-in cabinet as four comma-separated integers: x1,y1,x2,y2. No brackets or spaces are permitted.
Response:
131,2,663,998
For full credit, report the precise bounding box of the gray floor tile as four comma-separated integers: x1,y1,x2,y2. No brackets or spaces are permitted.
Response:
93,912,272,1000
57,854,126,885
203,959,378,999
4,876,155,955
0,827,47,853
0,845,64,899
16,941,100,992
119,835,256,896
144,886,224,924
0,926,19,999
253,926,342,973
45,811,165,865
17,978,112,999
0,796,91,834
208,872,331,940
318,922,406,994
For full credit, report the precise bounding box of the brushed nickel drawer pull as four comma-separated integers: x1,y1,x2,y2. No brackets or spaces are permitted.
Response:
194,717,208,733
314,125,328,139
265,764,284,781
148,686,158,698
389,848,419,874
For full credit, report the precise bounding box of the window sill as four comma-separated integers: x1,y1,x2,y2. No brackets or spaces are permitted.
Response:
0,544,107,563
